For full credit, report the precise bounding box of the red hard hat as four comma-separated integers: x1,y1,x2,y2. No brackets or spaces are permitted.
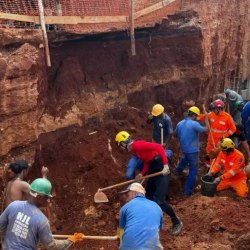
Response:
212,99,225,108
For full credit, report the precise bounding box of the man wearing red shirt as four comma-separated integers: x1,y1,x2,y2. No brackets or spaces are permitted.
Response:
115,131,183,236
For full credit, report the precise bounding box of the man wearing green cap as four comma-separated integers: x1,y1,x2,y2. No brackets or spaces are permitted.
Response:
0,178,83,249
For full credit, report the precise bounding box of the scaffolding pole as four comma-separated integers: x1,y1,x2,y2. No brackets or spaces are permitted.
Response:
130,0,136,56
38,0,51,67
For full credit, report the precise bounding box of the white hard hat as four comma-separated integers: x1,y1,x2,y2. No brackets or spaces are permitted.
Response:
120,183,146,195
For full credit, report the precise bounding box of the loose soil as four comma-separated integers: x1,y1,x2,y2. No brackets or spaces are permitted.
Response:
27,106,250,250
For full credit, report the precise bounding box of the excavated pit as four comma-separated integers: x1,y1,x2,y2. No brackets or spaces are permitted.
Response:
0,1,250,249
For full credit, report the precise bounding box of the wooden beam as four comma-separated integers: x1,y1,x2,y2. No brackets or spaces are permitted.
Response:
0,12,39,23
130,0,136,56
45,15,128,24
134,0,175,19
38,0,51,67
0,12,127,24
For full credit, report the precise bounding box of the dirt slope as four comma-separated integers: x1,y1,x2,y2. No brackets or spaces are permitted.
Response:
28,106,250,250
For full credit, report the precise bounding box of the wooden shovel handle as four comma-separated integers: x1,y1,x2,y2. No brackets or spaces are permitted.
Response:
99,171,163,192
53,234,118,240
202,104,216,149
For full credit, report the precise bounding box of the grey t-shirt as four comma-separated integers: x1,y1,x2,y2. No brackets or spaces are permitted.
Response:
0,200,53,250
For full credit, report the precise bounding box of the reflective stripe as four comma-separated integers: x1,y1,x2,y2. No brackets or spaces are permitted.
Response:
211,128,227,133
228,130,234,135
229,169,236,176
221,159,225,163
229,162,234,166
215,162,221,170
219,121,226,125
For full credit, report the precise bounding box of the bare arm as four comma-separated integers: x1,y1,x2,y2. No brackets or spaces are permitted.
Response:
19,181,31,194
45,239,73,250
41,166,49,179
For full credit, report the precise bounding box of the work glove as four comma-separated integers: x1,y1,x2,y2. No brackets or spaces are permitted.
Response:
162,164,170,176
68,233,84,243
135,173,143,182
214,177,221,184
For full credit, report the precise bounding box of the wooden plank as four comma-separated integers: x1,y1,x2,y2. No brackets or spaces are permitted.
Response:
0,12,127,24
134,0,175,19
45,16,128,24
0,12,39,23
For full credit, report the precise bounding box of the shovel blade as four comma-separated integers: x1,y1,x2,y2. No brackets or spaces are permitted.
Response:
94,191,109,203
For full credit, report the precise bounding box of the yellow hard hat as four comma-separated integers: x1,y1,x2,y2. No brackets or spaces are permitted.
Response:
188,106,200,116
115,131,130,146
151,104,164,116
220,138,235,151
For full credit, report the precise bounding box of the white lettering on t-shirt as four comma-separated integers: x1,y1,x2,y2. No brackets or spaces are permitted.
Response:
11,212,30,239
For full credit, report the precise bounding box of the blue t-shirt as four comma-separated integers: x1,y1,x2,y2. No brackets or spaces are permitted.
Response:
119,195,163,250
151,113,173,144
241,101,250,141
175,117,206,153
0,201,53,250
241,101,250,126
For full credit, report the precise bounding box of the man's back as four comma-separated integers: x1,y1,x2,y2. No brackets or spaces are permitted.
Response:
175,118,206,153
5,179,30,206
119,195,163,250
0,200,52,250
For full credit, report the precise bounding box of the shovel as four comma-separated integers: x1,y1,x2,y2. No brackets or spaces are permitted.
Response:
53,234,118,240
94,171,164,203
202,104,216,149
202,104,217,173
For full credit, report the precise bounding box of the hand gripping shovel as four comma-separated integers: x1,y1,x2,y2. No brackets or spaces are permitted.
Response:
94,171,163,203
53,234,119,240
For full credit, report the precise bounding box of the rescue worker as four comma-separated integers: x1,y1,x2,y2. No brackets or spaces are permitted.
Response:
224,88,244,124
147,104,173,146
115,131,183,236
125,103,173,180
208,138,248,198
200,99,236,166
125,150,173,180
0,178,84,249
119,183,163,250
174,106,208,196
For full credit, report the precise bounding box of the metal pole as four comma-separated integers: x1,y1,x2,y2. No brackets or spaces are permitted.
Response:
180,0,184,10
130,0,136,56
38,0,51,67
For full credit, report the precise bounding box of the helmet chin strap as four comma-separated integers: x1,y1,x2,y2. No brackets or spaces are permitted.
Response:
125,139,133,152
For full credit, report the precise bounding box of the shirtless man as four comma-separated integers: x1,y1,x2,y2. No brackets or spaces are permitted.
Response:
4,160,48,207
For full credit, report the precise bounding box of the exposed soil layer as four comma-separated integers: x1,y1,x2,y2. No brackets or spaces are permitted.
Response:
0,0,250,249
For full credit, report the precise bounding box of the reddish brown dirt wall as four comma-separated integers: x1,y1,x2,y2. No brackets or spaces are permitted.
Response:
0,1,250,249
